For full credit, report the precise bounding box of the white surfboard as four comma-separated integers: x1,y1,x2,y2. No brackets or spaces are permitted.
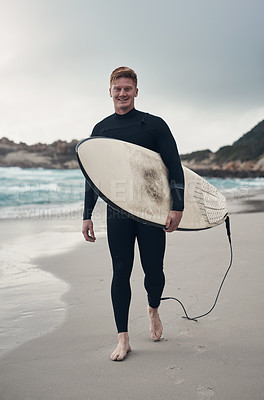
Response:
76,137,228,230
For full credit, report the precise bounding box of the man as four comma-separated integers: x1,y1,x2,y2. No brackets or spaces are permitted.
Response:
82,66,184,361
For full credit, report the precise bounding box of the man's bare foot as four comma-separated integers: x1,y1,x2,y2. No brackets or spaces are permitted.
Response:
110,332,131,361
148,306,163,341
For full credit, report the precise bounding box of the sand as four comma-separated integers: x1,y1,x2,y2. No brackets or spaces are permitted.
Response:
0,207,264,399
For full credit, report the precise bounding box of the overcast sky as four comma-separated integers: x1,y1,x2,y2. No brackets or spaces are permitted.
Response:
0,0,263,153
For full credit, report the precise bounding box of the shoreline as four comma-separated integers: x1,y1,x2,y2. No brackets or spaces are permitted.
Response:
226,187,264,214
0,219,80,357
0,213,108,358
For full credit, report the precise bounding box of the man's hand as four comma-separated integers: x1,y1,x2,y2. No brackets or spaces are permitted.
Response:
82,219,96,242
164,211,183,233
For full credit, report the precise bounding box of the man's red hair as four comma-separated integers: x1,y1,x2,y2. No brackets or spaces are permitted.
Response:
110,66,138,87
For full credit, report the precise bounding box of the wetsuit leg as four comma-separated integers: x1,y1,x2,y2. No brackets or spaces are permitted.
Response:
107,206,136,333
136,223,166,309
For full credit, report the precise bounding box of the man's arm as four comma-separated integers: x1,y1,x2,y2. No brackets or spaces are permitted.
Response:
83,180,98,219
82,179,98,242
152,117,184,214
153,117,184,230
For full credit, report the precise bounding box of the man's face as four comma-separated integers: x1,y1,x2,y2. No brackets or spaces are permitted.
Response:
109,77,138,114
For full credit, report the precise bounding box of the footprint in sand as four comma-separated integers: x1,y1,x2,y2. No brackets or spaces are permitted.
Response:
165,365,184,385
192,344,207,353
196,385,215,399
177,328,191,337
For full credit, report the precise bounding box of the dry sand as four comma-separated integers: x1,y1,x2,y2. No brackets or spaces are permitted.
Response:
0,210,264,400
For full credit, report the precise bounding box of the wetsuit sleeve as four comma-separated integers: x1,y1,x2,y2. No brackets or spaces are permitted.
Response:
83,179,98,220
83,127,99,220
154,118,184,211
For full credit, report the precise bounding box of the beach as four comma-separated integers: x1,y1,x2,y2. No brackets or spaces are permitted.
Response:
0,196,264,400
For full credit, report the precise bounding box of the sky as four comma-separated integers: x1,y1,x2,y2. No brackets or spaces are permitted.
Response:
0,0,263,154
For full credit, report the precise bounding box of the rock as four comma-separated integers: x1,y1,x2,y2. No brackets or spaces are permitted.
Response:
63,160,79,169
0,137,79,169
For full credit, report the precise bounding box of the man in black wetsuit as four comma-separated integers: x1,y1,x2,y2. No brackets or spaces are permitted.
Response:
82,66,184,361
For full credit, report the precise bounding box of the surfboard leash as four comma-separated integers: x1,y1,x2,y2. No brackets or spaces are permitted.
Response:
160,215,233,322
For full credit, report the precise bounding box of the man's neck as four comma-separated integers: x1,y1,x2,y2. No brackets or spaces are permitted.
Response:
114,106,134,115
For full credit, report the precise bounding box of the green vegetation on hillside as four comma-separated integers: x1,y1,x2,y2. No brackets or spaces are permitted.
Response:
181,120,264,163
215,120,264,162
181,149,212,162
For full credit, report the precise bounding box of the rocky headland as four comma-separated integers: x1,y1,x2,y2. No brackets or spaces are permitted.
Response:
182,119,264,177
0,138,80,169
0,120,263,177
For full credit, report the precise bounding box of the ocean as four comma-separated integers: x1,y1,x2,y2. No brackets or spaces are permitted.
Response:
0,167,85,219
0,167,264,219
1,166,264,356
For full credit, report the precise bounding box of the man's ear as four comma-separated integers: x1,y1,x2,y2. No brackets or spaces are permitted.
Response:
109,88,112,97
135,88,138,97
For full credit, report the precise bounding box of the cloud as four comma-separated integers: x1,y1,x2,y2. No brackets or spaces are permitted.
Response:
0,0,263,152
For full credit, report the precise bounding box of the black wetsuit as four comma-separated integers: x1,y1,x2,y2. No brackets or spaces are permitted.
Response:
83,108,184,333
